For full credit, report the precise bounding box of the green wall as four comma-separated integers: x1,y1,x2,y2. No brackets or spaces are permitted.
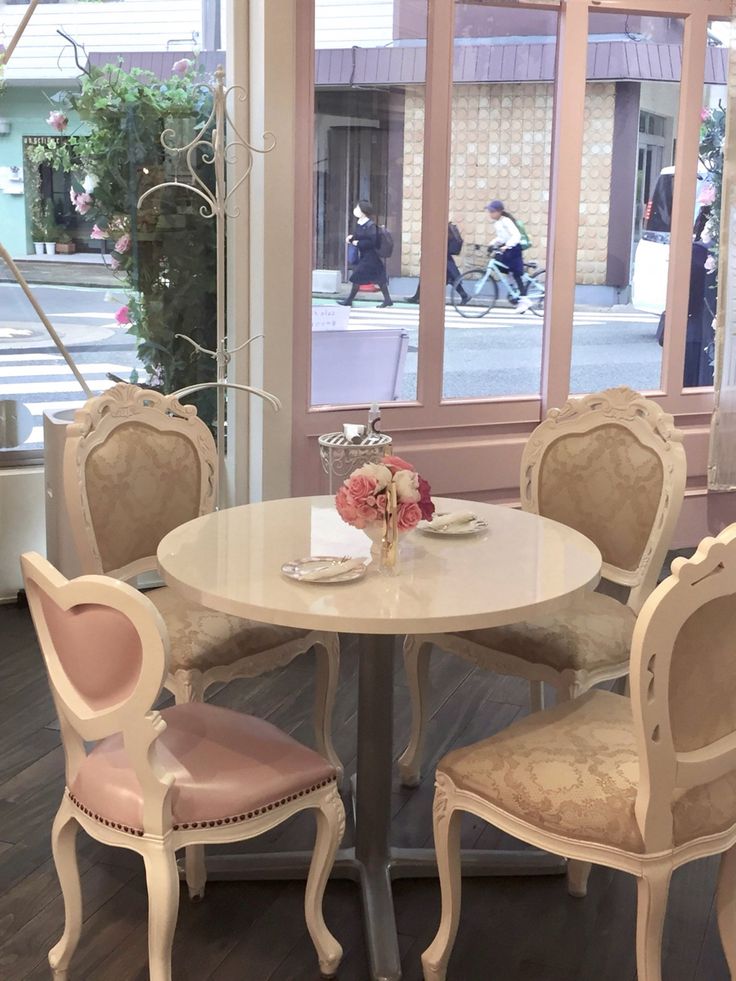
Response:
0,86,82,256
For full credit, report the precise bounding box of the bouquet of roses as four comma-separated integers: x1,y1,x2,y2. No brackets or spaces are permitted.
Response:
335,455,434,531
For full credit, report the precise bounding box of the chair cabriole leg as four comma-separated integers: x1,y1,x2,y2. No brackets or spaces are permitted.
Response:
143,841,180,981
313,636,343,780
716,843,736,972
635,865,672,981
305,788,345,978
49,803,82,979
173,671,208,900
399,639,433,787
421,793,463,981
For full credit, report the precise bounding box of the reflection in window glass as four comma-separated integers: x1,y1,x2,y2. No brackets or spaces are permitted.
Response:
570,13,699,395
310,1,427,407
442,3,557,400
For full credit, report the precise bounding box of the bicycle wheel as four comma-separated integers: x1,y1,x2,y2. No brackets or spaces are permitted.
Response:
526,268,546,317
453,270,499,318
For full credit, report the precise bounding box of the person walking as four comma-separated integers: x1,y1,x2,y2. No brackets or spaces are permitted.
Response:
485,199,530,311
338,200,393,308
407,223,469,305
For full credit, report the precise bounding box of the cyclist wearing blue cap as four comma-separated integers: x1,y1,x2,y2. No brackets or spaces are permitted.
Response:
485,199,528,307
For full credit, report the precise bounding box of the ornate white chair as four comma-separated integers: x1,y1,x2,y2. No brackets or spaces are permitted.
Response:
421,524,736,981
21,552,345,981
62,384,341,898
399,387,687,793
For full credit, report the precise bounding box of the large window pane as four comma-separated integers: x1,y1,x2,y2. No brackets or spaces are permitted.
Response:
0,0,216,461
570,13,684,395
442,2,557,400
310,0,427,407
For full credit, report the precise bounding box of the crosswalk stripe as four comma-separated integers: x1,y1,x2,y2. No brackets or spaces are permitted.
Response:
0,379,114,396
0,362,132,379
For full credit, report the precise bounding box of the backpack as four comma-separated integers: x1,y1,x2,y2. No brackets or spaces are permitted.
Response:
375,225,394,259
448,222,463,255
512,217,532,251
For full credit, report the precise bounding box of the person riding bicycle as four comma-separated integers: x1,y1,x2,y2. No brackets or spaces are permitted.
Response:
484,199,530,310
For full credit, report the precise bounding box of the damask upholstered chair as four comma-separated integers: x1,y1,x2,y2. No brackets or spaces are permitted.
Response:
62,384,341,898
21,552,345,981
400,388,687,796
421,525,736,981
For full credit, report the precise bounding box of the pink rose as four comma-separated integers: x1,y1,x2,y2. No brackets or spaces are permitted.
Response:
345,473,378,504
383,454,414,472
397,501,422,532
701,107,712,122
114,305,130,325
90,224,107,240
374,493,388,513
46,110,68,133
115,233,131,254
172,58,192,76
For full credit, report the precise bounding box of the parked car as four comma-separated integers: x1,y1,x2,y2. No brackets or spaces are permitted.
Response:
631,167,714,315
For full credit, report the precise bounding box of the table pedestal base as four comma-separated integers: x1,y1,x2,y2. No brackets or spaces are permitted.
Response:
201,848,565,981
185,634,565,980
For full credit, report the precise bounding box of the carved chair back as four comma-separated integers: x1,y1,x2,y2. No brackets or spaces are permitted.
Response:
63,384,217,581
21,551,174,836
630,525,736,852
520,387,686,612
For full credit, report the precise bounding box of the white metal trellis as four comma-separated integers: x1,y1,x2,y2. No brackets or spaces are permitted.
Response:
137,67,280,499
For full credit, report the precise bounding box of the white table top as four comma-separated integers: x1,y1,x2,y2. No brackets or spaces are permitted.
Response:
157,496,602,635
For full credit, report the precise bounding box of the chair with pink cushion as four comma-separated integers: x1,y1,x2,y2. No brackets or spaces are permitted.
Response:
21,551,345,981
62,383,342,899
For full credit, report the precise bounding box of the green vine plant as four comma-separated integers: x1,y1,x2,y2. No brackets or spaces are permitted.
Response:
699,103,725,261
31,58,218,429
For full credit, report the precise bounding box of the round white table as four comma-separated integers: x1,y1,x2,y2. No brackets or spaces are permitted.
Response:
158,496,601,981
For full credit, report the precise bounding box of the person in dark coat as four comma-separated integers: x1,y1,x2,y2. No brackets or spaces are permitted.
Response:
406,224,469,304
338,200,393,308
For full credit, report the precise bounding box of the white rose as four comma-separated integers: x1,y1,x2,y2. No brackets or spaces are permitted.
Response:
394,469,420,503
83,174,98,193
354,462,392,490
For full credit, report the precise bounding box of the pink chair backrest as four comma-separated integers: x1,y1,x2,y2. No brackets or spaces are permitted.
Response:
21,552,168,743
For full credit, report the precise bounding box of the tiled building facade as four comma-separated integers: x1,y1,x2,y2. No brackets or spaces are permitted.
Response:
401,82,615,285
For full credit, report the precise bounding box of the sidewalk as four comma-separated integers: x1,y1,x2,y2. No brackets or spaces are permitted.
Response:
0,253,117,288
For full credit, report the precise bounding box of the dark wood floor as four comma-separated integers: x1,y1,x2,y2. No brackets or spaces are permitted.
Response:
0,591,728,981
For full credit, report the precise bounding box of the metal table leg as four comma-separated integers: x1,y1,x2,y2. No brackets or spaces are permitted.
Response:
353,633,402,981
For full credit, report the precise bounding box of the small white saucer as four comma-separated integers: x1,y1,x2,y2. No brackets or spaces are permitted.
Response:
281,556,367,584
418,514,489,537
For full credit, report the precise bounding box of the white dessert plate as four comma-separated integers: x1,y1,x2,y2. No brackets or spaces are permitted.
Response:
281,556,367,584
418,514,489,536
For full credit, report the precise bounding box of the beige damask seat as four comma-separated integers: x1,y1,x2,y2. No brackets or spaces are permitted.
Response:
399,388,687,792
421,525,736,981
63,384,341,899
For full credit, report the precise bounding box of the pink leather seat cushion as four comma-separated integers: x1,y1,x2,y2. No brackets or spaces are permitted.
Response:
70,703,336,832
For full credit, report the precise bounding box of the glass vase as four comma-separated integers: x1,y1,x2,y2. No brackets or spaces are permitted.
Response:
364,521,401,576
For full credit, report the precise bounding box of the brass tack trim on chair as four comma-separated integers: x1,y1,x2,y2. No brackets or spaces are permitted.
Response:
69,776,338,835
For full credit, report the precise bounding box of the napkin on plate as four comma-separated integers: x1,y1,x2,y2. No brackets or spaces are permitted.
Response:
298,558,365,581
425,510,478,530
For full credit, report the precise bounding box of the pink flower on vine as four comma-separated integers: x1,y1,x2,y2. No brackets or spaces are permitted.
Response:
701,107,712,122
90,224,107,240
46,110,68,133
115,305,130,325
699,183,717,207
172,58,192,76
71,191,93,216
114,233,131,254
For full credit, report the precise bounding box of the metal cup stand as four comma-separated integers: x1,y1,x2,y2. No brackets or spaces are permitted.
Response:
318,431,393,493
